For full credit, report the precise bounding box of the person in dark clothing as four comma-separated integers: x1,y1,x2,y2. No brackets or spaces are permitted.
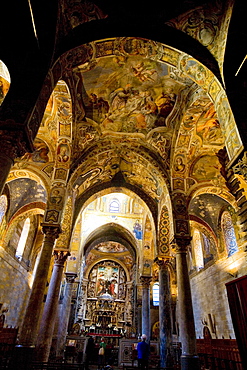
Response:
85,335,96,369
137,334,149,370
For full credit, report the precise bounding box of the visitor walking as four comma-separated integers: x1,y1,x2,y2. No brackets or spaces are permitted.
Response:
137,334,149,370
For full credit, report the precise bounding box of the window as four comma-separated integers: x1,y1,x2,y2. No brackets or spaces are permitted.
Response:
193,229,204,270
0,195,7,224
221,211,238,257
153,283,159,306
16,218,30,259
109,199,120,213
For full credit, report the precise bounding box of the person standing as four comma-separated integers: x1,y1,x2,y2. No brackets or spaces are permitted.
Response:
98,337,107,369
84,335,96,369
137,334,149,370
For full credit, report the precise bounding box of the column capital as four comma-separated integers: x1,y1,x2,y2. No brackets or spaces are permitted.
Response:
65,272,77,283
154,256,171,268
173,236,192,253
53,250,70,267
140,276,152,288
41,224,61,238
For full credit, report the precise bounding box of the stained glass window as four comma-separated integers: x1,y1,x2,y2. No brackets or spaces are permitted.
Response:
221,211,238,257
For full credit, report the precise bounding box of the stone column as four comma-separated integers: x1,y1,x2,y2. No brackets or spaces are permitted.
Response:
175,237,200,370
156,257,173,368
140,276,152,341
12,225,60,368
0,131,30,195
36,250,70,362
56,272,77,357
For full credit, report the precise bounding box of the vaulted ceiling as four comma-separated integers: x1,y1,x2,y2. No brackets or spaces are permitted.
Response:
1,1,246,267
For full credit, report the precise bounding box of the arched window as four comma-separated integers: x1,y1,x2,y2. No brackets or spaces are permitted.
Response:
0,195,7,224
193,229,204,270
16,218,30,259
153,282,159,306
0,60,11,106
221,211,238,257
109,199,120,213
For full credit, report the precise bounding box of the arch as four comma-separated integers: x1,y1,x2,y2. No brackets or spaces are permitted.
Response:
7,168,50,197
82,222,138,260
84,256,131,283
1,204,45,249
73,184,158,232
188,186,237,212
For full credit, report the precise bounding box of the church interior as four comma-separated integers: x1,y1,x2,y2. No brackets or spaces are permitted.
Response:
0,1,247,369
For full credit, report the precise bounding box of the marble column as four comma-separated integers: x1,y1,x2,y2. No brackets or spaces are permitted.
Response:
36,250,70,362
156,257,172,368
140,276,152,341
12,225,60,368
175,237,200,370
0,132,29,195
55,272,77,357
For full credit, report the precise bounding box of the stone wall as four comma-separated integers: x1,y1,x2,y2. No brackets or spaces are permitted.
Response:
190,249,247,340
0,246,30,328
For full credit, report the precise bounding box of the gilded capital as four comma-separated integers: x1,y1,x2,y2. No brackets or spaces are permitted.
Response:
154,256,171,269
140,276,152,288
53,249,70,266
41,224,61,240
173,236,191,253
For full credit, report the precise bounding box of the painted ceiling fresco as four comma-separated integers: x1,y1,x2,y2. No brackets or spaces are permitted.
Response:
10,35,242,210
78,56,182,133
95,242,128,253
85,241,134,272
5,7,242,252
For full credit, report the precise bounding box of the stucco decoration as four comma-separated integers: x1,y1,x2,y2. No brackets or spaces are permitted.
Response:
166,0,234,80
71,145,168,202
